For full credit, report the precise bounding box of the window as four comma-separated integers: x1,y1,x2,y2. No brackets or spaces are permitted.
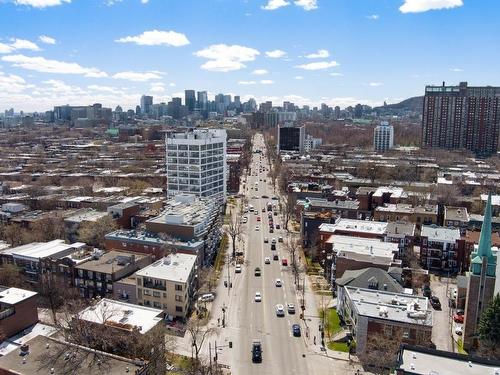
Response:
144,289,151,296
153,291,161,298
175,306,183,312
143,299,151,306
383,325,393,337
175,284,183,291
153,301,161,308
175,295,183,302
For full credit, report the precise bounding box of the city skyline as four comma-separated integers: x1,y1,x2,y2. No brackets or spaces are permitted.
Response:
0,0,498,112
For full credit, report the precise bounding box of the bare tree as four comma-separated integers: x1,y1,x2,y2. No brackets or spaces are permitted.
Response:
186,318,218,366
280,193,296,233
78,215,117,248
36,272,79,325
285,235,303,286
358,330,403,374
226,210,242,258
0,263,26,288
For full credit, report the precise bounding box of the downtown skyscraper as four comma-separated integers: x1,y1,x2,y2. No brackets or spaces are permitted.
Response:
421,82,500,156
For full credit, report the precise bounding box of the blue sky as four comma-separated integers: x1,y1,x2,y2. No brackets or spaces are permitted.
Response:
0,0,498,112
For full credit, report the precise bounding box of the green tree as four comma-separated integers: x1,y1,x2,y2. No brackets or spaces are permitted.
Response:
478,293,500,359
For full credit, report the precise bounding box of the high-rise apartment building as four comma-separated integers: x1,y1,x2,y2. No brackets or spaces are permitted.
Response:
421,82,500,156
197,91,208,111
140,95,153,116
374,121,394,152
166,128,227,201
185,90,196,113
277,123,305,153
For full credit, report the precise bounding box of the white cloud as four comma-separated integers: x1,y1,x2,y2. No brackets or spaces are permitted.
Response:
116,29,190,47
87,84,124,95
305,49,329,59
261,0,289,10
260,79,274,85
366,14,379,20
0,71,31,93
10,39,40,51
39,35,57,45
150,82,166,93
294,0,317,10
238,80,257,85
2,54,107,77
194,44,260,72
368,82,383,87
330,72,344,77
294,75,303,80
0,43,14,54
252,69,268,75
14,0,71,8
295,60,340,70
265,49,287,58
112,71,163,82
169,83,176,87
450,67,463,72
399,0,463,13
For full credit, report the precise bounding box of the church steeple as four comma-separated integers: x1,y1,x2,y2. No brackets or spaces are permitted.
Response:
470,193,496,276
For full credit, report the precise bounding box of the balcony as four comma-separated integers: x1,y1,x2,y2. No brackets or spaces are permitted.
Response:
143,281,166,291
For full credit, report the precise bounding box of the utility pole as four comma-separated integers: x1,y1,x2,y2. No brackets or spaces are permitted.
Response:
209,342,212,373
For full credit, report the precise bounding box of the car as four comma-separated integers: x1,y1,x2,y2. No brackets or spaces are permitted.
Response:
235,265,242,273
292,324,301,337
274,211,278,216
264,257,271,264
264,237,269,243
423,285,432,298
275,224,281,229
430,296,441,310
254,292,262,302
271,244,276,251
273,254,279,261
452,288,457,299
287,303,295,314
456,309,465,316
254,267,261,276
281,258,288,266
276,304,285,317
255,226,260,231
261,195,269,199
275,279,282,287
254,211,258,216
252,340,262,363
271,238,276,244
272,196,278,200
453,314,464,323
241,217,248,224
278,236,284,243
198,293,215,302
455,326,463,336
257,216,261,221
269,228,274,233
261,208,266,213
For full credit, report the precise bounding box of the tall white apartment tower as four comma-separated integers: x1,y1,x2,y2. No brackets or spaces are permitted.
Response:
374,121,394,152
166,128,227,201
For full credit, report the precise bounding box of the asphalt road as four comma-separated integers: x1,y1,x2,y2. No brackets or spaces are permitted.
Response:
225,133,311,375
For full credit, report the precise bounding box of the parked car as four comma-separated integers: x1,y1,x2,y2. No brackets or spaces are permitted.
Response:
423,285,432,298
455,326,463,336
430,296,441,310
281,258,288,266
453,314,464,323
235,265,242,273
198,293,215,302
292,324,301,337
275,224,280,229
287,303,295,314
278,236,284,243
276,304,285,317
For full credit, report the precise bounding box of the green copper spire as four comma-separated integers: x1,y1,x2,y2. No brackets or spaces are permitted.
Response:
477,193,493,260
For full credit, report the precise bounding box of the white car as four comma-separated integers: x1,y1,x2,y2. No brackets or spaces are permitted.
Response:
287,303,296,314
255,292,262,302
455,326,463,336
276,304,285,317
275,279,282,287
198,293,215,302
235,265,242,273
264,257,271,264
255,226,260,231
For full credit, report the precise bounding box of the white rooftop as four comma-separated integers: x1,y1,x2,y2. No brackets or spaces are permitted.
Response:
373,186,406,198
482,194,500,206
421,225,461,243
1,240,86,262
328,235,398,263
320,219,387,236
0,287,37,305
77,298,163,335
135,253,197,283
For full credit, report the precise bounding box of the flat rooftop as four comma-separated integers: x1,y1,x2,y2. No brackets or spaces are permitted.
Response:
77,298,163,335
373,186,406,199
385,222,416,237
64,209,109,223
1,240,86,261
75,250,148,274
0,335,146,375
0,287,37,305
375,203,414,214
135,253,197,283
345,286,432,326
445,206,469,222
320,219,387,236
397,345,500,375
421,225,461,243
328,235,398,262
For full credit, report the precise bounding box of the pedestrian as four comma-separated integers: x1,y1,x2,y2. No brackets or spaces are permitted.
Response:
313,336,316,345
217,318,220,326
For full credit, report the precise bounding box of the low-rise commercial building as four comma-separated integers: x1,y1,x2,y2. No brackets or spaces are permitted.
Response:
0,287,38,338
135,253,197,319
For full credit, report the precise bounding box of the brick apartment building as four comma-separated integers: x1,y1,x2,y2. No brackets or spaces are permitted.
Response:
0,287,38,338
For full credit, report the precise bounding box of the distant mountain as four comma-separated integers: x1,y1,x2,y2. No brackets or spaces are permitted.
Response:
374,96,424,114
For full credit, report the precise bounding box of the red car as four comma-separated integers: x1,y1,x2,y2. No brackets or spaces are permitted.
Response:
453,314,464,324
281,259,288,266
